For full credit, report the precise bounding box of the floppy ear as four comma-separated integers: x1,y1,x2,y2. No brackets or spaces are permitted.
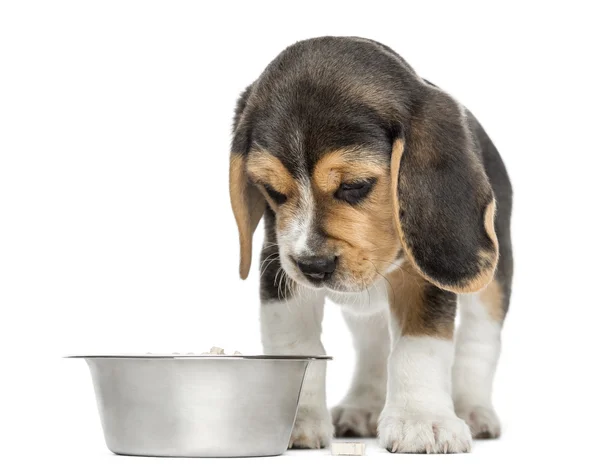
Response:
229,154,265,279
229,84,266,280
391,88,499,293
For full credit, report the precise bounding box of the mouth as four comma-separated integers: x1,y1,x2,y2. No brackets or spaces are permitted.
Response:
283,259,370,293
287,268,329,290
301,274,329,287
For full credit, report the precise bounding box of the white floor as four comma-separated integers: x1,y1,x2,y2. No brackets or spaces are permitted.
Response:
49,435,558,474
46,421,574,474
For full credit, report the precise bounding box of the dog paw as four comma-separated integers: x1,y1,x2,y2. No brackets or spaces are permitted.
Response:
331,403,380,437
456,405,501,439
378,414,472,454
288,405,333,449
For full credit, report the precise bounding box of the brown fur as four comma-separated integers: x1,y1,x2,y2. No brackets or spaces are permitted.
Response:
387,263,455,340
246,150,297,199
465,200,500,293
312,148,387,192
246,151,304,246
390,138,406,247
480,278,506,322
312,150,402,290
229,153,266,279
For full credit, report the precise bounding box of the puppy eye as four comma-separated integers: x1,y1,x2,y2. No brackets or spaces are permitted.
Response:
263,184,287,205
335,178,377,204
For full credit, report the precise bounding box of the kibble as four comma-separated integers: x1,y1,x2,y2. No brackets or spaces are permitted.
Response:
331,442,366,456
199,347,241,355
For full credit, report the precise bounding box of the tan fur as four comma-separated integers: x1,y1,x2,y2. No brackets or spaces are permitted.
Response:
311,150,401,290
246,151,306,241
483,199,500,260
390,138,498,294
246,150,297,198
313,148,389,192
459,200,499,293
479,278,505,322
390,139,404,243
229,153,266,279
387,263,454,339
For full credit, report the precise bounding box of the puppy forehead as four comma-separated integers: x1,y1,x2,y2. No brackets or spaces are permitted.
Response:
249,94,392,178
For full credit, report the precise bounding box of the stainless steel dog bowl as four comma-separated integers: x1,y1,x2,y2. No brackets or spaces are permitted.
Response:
69,354,331,457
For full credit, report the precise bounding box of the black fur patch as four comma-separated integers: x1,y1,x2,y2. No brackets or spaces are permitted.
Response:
259,208,294,302
421,284,457,335
468,111,513,314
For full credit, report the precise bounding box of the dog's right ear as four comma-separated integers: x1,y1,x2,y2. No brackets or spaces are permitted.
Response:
229,85,266,280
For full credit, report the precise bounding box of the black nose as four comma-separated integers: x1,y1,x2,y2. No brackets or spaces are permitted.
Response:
296,256,337,281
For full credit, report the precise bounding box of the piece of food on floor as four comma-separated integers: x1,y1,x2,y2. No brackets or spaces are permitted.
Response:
331,442,366,456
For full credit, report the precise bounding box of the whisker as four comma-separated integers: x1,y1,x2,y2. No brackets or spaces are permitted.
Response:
363,277,371,307
369,258,404,271
260,256,279,268
259,257,280,279
259,251,279,264
262,243,279,251
259,253,279,268
259,253,280,277
283,272,294,311
366,259,396,305
274,267,284,300
279,270,286,299
377,269,396,306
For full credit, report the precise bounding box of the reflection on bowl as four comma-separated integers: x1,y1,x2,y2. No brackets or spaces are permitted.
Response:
68,354,331,457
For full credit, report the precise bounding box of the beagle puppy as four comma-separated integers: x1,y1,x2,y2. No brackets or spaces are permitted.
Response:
229,36,512,454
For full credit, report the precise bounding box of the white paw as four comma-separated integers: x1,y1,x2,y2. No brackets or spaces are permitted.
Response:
378,414,472,454
456,404,501,439
288,405,333,449
331,403,381,437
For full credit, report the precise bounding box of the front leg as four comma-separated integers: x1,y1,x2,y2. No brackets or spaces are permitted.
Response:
378,267,472,454
332,310,388,437
259,246,331,448
261,295,331,448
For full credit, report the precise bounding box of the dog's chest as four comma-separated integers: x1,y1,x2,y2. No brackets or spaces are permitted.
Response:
325,279,390,316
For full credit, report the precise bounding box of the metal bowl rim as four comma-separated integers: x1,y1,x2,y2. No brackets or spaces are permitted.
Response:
65,354,332,360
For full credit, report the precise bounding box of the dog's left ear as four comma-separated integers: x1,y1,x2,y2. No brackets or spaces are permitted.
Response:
391,87,499,293
229,85,266,280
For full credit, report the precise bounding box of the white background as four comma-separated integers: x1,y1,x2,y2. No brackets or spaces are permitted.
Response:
1,0,599,472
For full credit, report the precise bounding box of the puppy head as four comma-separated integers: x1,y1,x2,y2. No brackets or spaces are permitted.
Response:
229,38,498,293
